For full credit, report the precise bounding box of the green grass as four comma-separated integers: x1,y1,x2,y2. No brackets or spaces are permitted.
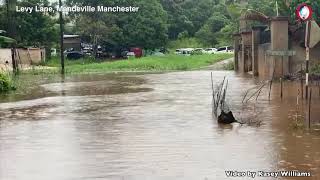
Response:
39,54,233,74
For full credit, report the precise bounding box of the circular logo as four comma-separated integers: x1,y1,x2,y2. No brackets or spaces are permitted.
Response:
296,3,313,21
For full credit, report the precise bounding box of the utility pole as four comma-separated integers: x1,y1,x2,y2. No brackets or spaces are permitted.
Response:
305,20,310,99
7,0,18,74
276,1,279,16
59,0,65,74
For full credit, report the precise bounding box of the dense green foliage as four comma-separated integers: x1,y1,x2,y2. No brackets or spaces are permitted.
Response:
0,0,58,48
44,54,233,73
1,0,319,50
167,38,204,50
0,73,16,92
67,0,168,50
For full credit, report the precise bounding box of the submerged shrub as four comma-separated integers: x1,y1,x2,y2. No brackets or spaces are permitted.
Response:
0,73,16,92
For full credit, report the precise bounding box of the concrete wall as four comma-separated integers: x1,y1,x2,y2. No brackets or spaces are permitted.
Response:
257,43,271,79
0,49,12,71
240,32,252,72
252,29,260,76
235,16,320,80
0,48,45,71
270,17,289,77
0,49,12,64
290,42,320,73
256,42,320,80
16,48,45,64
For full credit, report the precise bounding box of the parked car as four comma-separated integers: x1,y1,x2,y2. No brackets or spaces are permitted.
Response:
127,51,135,57
175,49,182,55
192,48,205,55
180,48,194,56
216,46,234,53
204,48,217,54
66,51,84,60
50,48,57,56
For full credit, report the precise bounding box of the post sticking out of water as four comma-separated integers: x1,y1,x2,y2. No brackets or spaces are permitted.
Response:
211,72,214,93
297,90,300,106
269,63,276,101
318,81,320,97
280,78,283,99
308,88,312,129
301,64,304,99
305,21,311,99
275,1,279,16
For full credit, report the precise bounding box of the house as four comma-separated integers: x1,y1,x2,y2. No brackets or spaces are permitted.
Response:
63,35,81,51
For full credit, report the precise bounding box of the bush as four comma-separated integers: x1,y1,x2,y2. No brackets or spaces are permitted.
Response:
167,38,204,50
0,73,16,92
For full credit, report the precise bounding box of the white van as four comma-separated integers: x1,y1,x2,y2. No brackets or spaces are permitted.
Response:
216,46,234,53
204,48,217,54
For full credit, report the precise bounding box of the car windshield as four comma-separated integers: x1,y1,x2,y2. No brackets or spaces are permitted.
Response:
217,47,226,51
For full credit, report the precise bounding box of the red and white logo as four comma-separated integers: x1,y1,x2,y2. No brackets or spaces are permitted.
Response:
296,3,313,21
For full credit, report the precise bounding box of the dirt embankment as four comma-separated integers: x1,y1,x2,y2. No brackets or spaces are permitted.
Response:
201,58,234,71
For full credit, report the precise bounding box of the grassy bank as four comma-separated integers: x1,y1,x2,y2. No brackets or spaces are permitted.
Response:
40,54,233,74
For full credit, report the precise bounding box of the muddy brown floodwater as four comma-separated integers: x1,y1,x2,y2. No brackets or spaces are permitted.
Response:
0,71,320,180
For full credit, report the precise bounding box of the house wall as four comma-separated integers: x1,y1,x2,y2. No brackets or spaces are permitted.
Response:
0,49,12,64
64,37,81,51
0,49,12,71
17,48,45,64
0,48,45,71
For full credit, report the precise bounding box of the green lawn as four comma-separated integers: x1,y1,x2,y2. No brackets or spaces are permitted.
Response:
42,54,233,74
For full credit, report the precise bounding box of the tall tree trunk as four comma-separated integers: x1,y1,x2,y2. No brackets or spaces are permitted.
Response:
59,0,65,74
7,0,18,74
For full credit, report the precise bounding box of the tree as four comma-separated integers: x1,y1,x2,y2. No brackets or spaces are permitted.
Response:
196,13,229,46
69,0,168,50
160,0,193,39
0,0,58,56
160,0,220,39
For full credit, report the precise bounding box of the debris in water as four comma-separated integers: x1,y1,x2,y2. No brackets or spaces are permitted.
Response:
218,111,237,124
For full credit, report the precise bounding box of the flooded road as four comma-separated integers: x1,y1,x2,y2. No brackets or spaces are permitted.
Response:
0,71,320,180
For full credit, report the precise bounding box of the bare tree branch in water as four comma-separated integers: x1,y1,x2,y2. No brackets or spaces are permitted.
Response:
211,76,229,118
210,73,268,126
